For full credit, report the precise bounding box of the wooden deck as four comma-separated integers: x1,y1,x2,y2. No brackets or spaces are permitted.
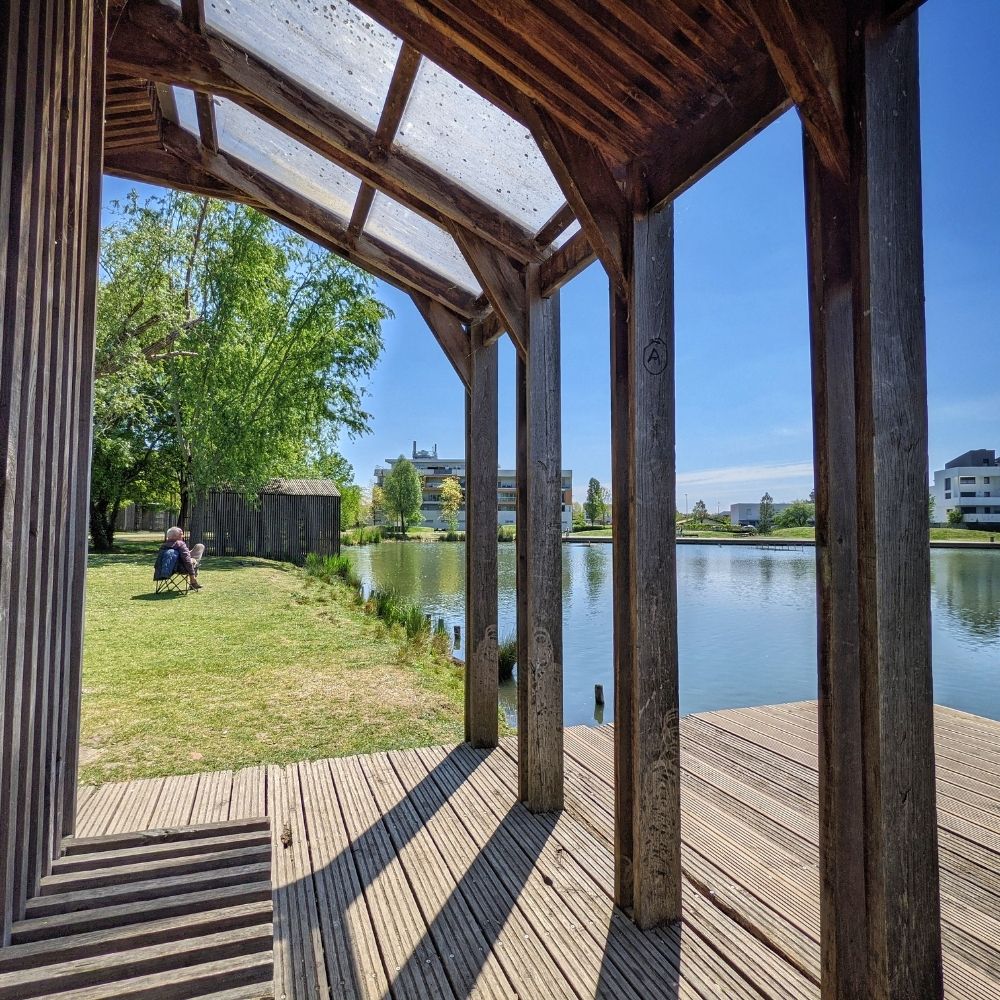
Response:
66,702,1000,999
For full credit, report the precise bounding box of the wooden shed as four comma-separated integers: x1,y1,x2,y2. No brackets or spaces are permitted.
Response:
2,1,999,998
189,479,341,562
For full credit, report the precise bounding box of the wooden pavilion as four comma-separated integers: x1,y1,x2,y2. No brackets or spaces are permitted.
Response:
2,1,997,997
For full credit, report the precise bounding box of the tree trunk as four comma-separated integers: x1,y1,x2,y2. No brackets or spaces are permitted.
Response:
89,499,116,552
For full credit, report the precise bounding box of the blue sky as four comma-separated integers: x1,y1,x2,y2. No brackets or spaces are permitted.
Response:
101,0,999,509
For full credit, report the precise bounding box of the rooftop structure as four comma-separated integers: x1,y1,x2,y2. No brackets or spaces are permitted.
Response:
1,2,963,996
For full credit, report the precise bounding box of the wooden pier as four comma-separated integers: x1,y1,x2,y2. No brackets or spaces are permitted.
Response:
54,703,999,999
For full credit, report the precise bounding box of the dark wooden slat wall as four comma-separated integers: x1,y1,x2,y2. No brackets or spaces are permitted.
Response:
0,0,105,946
189,490,340,564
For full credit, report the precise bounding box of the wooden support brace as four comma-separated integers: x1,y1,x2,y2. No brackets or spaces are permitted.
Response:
520,264,563,813
515,353,529,801
517,96,630,295
450,226,527,355
409,294,471,390
464,320,499,748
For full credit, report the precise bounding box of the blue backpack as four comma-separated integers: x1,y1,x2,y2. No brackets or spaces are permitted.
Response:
153,546,180,580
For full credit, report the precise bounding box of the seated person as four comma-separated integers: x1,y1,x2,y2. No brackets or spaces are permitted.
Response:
161,526,204,591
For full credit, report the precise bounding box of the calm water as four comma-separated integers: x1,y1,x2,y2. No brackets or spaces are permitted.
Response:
346,542,1000,727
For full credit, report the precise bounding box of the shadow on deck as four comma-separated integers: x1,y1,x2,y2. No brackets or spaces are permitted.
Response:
63,702,1000,999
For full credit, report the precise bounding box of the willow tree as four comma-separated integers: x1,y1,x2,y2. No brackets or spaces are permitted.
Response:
91,191,387,548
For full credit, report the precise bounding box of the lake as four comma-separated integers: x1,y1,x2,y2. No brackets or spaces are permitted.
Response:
346,542,1000,727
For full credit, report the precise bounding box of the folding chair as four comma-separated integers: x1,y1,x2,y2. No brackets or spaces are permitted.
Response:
152,546,188,595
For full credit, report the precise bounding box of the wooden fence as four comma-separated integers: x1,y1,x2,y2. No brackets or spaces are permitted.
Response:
189,489,341,563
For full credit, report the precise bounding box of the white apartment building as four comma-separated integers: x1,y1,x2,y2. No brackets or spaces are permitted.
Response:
729,501,793,527
375,443,573,532
932,449,1000,528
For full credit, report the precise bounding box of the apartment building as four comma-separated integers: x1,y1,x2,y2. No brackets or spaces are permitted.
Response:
375,443,573,531
729,501,793,527
932,449,1000,528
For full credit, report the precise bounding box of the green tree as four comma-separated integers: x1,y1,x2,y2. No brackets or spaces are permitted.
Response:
91,190,388,547
382,457,423,534
928,493,936,524
758,492,775,535
439,476,464,533
571,501,587,532
774,499,815,529
691,499,709,524
583,477,607,526
339,484,362,529
947,507,964,527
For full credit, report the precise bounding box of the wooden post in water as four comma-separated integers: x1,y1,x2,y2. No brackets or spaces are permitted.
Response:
522,263,563,812
747,4,943,996
465,318,499,748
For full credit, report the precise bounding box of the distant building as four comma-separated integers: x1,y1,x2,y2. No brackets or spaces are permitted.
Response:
375,442,573,531
730,501,793,527
932,449,1000,528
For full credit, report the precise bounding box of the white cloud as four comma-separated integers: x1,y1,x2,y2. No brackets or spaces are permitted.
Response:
676,460,814,508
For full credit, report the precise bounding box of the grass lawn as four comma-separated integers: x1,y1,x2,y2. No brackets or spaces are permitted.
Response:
82,547,465,785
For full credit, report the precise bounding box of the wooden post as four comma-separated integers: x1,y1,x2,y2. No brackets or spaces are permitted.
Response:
610,288,635,911
515,352,529,801
799,12,942,1000
521,263,563,812
465,319,499,748
627,203,680,928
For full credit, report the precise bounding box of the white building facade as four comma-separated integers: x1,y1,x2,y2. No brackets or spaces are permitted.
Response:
932,449,1000,528
375,443,573,532
729,501,793,527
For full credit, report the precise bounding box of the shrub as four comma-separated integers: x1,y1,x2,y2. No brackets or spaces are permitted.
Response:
497,525,515,542
365,587,431,640
947,507,965,528
439,530,465,542
497,630,517,681
340,526,383,547
304,552,361,590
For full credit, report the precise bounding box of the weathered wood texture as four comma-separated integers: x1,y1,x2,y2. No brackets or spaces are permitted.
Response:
59,703,1000,1000
609,290,634,911
626,204,680,928
521,266,563,812
515,355,529,803
188,487,341,563
772,6,942,997
465,320,499,748
0,0,106,945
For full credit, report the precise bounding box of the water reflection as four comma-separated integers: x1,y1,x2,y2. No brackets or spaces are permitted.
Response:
347,543,1000,724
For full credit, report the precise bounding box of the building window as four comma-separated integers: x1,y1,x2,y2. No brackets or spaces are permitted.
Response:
945,492,951,500
944,477,951,490
986,477,991,484
960,491,975,498
959,476,976,484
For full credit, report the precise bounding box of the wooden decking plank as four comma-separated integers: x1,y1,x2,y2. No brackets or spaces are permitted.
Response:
61,818,270,855
10,882,273,944
0,923,272,998
328,753,456,1000
51,830,272,875
39,844,272,896
267,764,329,1000
357,751,518,999
468,743,780,997
386,748,579,1000
0,901,272,973
23,862,271,919
74,781,130,838
297,759,390,1000
40,951,273,999
231,766,266,820
191,769,235,825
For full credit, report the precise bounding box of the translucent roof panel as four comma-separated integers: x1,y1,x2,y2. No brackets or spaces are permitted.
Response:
397,59,567,233
199,0,400,130
172,88,361,224
364,193,481,295
553,219,581,248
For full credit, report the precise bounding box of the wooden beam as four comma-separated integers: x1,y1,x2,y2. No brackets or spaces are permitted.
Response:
179,0,218,152
159,123,479,316
517,97,629,295
108,0,543,263
515,352,529,802
103,145,242,203
626,202,679,929
797,9,942,999
465,319,499,748
741,1,849,183
450,226,527,355
409,293,471,389
520,264,563,813
349,0,641,159
347,185,377,240
372,44,421,157
533,202,575,251
609,287,634,913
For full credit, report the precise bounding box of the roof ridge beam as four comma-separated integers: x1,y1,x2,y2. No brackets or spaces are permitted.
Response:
108,0,543,263
449,226,527,356
158,122,479,316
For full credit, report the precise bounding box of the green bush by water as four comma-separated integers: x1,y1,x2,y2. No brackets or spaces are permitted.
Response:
304,552,362,590
340,526,383,547
497,525,515,542
497,630,517,681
